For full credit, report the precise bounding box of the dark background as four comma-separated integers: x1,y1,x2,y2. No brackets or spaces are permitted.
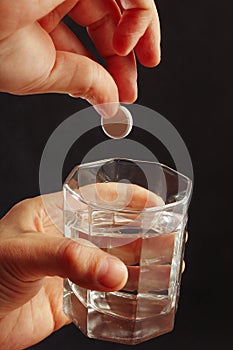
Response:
1,0,233,349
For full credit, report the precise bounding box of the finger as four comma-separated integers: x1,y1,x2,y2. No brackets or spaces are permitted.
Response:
125,264,171,293
102,233,175,267
106,51,137,103
128,183,165,208
134,12,161,67
0,0,66,39
0,234,128,315
39,0,78,33
76,182,165,210
0,194,63,238
70,0,138,103
113,0,161,66
50,22,92,57
29,51,119,116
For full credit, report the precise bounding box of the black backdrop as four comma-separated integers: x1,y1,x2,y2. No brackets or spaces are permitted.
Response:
1,0,233,349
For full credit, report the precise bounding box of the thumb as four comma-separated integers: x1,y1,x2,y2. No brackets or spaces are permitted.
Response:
0,234,128,314
0,234,128,290
38,51,119,118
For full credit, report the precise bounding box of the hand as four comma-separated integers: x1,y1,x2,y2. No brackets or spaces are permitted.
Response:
0,0,160,112
0,193,128,349
0,185,186,349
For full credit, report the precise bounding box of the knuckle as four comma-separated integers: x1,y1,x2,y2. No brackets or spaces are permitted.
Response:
60,238,104,281
12,196,41,214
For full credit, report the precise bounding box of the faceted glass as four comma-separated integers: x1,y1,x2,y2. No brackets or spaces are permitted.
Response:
63,158,192,344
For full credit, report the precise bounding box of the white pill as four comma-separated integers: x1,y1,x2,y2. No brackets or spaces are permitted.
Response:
101,106,133,139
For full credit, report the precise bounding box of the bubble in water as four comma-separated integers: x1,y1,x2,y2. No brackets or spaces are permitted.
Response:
152,212,182,234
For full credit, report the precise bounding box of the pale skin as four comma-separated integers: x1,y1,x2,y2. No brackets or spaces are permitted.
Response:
0,1,164,348
0,185,167,349
0,184,187,349
0,0,161,115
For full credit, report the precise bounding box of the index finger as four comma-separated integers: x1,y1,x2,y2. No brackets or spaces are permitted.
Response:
77,182,165,210
69,0,138,102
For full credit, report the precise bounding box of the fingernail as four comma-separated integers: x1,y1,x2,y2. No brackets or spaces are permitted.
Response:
94,102,119,119
97,257,128,290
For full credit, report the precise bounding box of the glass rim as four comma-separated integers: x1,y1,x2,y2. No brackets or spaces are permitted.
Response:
63,158,192,213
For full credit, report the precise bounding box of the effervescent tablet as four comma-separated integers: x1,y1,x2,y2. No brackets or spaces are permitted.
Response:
101,106,133,139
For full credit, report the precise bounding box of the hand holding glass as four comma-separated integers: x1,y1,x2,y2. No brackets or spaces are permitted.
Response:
63,158,192,344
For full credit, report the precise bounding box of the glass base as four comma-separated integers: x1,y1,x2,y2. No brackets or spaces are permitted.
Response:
63,280,175,345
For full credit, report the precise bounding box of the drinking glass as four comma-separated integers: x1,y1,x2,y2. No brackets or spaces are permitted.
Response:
63,158,192,344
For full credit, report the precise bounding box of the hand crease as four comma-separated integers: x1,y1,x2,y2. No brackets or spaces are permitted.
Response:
87,13,111,31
